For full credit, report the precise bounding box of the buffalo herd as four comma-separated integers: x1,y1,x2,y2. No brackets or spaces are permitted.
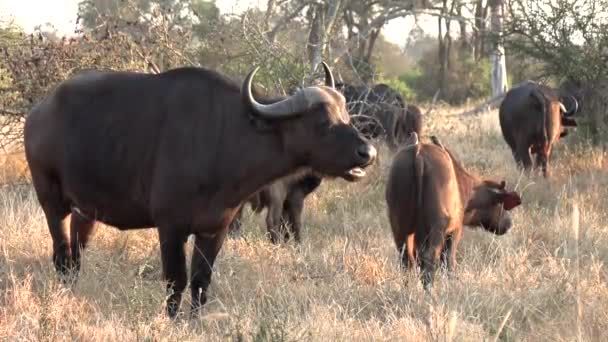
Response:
23,62,580,317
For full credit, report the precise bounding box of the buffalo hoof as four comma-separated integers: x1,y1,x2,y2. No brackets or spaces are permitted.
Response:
53,247,76,283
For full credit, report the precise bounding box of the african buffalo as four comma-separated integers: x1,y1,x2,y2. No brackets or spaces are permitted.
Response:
386,133,521,288
366,103,423,150
499,81,578,177
404,104,423,141
229,171,322,243
25,62,376,318
335,82,420,149
336,82,406,112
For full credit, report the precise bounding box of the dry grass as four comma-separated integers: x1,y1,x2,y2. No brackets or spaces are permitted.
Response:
1,107,607,341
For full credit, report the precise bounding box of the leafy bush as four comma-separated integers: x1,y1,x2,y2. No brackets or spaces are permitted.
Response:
401,48,492,104
376,76,417,103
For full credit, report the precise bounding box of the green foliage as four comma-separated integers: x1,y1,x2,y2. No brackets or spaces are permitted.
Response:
402,48,491,104
504,0,608,141
377,76,417,103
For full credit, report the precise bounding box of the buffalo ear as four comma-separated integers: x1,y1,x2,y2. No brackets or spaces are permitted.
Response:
499,180,506,190
499,191,522,211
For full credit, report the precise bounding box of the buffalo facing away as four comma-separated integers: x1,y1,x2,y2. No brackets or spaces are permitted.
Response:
24,62,377,318
229,171,322,243
386,134,522,288
499,81,579,177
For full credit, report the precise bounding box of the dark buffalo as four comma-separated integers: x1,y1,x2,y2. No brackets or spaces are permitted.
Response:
386,133,522,288
25,62,376,318
229,171,322,243
335,82,420,149
336,82,405,111
499,81,579,177
366,103,423,150
404,104,423,141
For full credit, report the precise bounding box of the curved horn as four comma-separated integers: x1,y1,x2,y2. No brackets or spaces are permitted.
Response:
567,95,579,116
320,61,335,88
559,102,567,113
242,67,307,119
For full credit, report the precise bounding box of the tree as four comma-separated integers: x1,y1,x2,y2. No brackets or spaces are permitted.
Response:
489,0,507,96
307,0,342,73
504,0,608,140
77,0,221,71
340,0,417,82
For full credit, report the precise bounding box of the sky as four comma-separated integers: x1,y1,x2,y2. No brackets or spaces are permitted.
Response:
0,0,435,47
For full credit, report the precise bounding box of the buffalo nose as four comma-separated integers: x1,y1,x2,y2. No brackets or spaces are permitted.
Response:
356,144,377,164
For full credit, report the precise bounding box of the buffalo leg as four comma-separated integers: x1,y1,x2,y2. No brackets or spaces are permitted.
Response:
228,206,244,235
31,171,71,276
266,203,283,244
440,234,452,269
158,228,188,318
395,238,410,270
394,232,416,270
535,151,550,178
285,192,305,243
515,143,533,173
440,229,462,272
190,228,228,315
69,209,96,275
418,219,448,289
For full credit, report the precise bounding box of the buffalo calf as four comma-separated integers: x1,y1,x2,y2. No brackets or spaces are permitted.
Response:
386,134,522,288
229,172,322,243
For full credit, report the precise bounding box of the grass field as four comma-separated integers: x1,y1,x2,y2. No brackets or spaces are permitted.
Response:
1,107,607,341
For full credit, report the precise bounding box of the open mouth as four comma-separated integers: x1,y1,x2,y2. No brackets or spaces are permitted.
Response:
342,166,368,182
348,167,366,178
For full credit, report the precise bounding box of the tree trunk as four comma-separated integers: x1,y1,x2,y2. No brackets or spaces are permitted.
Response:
490,0,507,97
438,15,446,98
473,0,485,60
456,2,468,54
307,5,324,70
307,1,342,73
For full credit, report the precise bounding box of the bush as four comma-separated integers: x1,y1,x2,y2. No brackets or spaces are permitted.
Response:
399,48,492,104
376,76,417,103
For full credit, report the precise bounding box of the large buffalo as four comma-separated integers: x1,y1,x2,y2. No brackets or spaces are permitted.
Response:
499,81,579,177
386,134,522,288
25,62,376,318
229,171,322,243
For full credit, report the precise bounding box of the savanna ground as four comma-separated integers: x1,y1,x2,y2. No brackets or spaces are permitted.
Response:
0,106,607,341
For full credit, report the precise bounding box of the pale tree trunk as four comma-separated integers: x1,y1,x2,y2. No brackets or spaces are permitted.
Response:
490,0,507,97
307,0,342,73
473,0,485,60
307,6,324,70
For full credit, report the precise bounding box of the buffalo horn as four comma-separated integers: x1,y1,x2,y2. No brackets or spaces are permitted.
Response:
242,67,308,119
321,62,335,88
567,95,579,116
559,102,567,113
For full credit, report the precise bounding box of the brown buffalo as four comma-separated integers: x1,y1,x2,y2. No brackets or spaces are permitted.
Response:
386,134,522,288
499,81,579,177
229,171,322,243
25,62,376,318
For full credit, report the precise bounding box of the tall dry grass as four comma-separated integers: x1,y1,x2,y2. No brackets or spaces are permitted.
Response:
1,107,607,341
